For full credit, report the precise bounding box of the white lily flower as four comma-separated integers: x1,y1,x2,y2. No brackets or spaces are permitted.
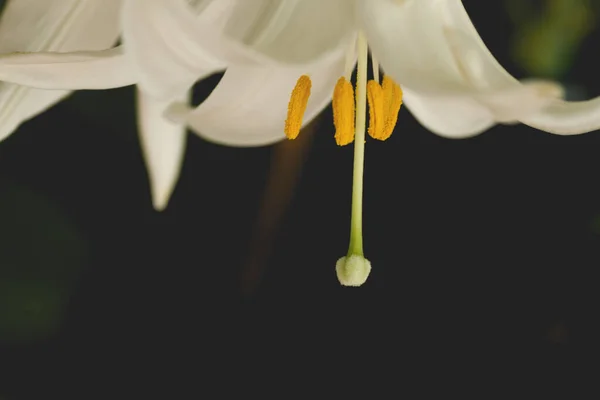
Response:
1,0,599,285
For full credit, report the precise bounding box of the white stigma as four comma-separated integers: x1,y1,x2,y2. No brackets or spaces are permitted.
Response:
336,255,372,287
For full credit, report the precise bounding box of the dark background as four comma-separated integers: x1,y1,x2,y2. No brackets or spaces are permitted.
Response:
1,1,599,397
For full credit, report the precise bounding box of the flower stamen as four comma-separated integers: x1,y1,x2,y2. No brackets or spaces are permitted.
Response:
381,75,403,140
367,79,385,140
333,77,355,146
284,75,312,140
367,75,402,141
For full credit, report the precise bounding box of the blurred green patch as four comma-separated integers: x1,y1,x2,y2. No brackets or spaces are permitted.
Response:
0,279,65,342
589,213,600,235
506,0,597,78
0,184,87,344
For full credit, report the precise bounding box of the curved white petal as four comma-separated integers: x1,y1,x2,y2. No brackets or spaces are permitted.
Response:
358,0,468,95
521,99,600,135
476,81,563,123
402,88,495,139
169,43,350,146
122,0,354,101
0,0,122,53
360,0,565,136
403,81,562,138
440,0,522,89
0,46,135,89
0,0,122,141
361,0,542,94
136,89,189,210
122,0,239,101
223,0,355,64
440,0,600,135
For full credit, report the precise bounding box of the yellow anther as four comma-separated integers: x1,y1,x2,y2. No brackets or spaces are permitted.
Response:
285,75,312,140
381,75,403,140
366,80,385,140
333,77,356,146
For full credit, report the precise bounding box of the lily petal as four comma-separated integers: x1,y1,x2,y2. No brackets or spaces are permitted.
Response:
414,26,562,134
0,46,136,89
521,99,600,135
358,0,468,95
476,81,564,123
136,89,189,210
401,88,495,138
122,0,354,101
360,0,565,136
358,0,500,136
0,0,122,141
403,81,563,138
0,0,122,53
167,42,350,147
122,0,234,101
224,0,355,64
440,0,600,135
440,0,524,90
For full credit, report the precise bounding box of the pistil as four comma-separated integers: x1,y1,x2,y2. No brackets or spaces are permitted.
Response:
335,31,371,287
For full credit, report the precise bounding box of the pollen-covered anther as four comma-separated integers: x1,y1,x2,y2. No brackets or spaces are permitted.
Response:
381,75,403,140
284,75,312,140
336,255,372,287
333,77,356,146
366,79,385,140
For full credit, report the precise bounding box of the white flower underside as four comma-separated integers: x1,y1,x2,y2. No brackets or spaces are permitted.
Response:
2,0,600,207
